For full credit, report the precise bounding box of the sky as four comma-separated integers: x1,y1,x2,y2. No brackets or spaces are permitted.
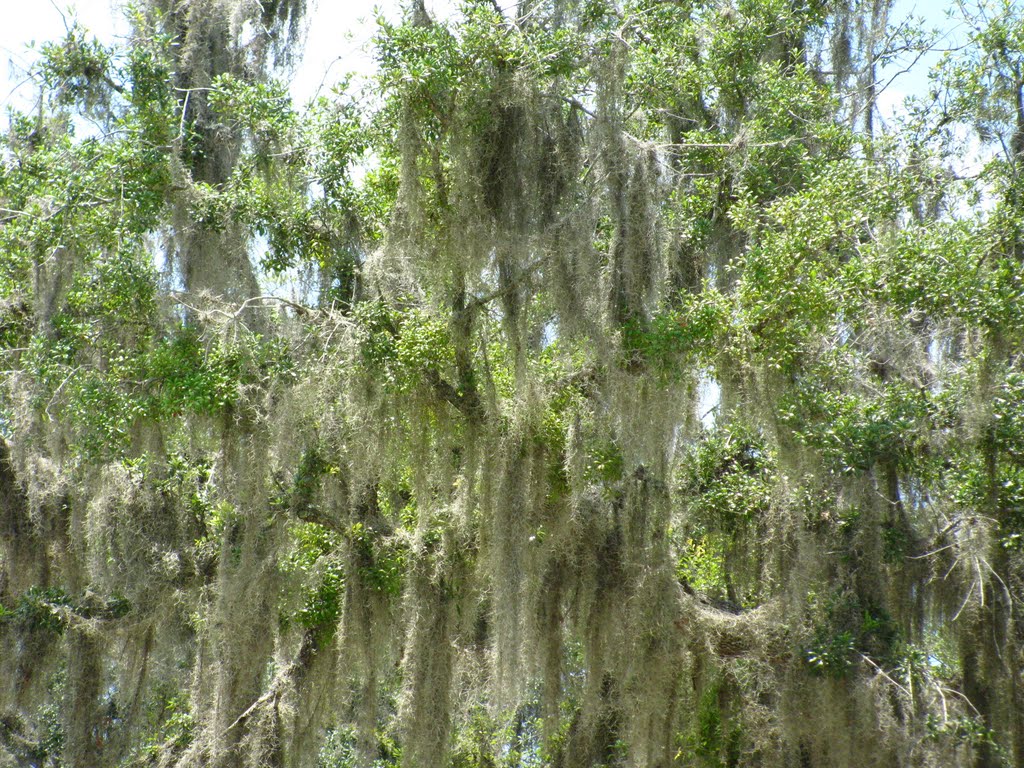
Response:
2,0,959,116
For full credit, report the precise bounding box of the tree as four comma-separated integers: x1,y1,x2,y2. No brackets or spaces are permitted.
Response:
1,0,1023,766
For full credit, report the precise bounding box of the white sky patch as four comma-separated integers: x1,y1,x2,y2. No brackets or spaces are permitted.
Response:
3,1,120,115
696,373,720,429
874,85,910,130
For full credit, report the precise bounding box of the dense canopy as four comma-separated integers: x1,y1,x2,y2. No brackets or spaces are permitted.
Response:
2,1,1024,766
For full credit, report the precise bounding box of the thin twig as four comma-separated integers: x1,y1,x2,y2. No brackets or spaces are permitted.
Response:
861,653,911,697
